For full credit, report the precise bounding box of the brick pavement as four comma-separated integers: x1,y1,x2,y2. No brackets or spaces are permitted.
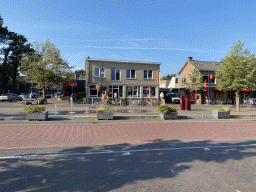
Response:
1,121,256,149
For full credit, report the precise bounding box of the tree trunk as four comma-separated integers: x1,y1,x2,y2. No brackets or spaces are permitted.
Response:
236,93,240,112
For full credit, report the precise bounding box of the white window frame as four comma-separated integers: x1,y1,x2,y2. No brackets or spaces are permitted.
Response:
143,86,157,98
94,67,105,78
126,86,140,98
182,77,186,85
89,84,105,97
111,69,121,81
126,69,136,79
144,70,153,79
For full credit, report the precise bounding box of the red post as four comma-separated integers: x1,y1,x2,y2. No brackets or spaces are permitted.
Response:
180,96,185,110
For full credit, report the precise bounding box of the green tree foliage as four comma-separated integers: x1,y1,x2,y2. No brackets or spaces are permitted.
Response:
20,40,74,101
161,74,176,80
0,15,33,94
215,40,256,111
185,63,203,92
75,69,86,74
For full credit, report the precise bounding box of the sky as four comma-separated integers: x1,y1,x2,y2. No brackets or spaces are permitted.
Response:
1,0,256,77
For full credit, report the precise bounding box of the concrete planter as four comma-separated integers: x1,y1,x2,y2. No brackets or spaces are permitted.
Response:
97,112,114,120
26,112,48,121
212,111,230,119
160,112,178,120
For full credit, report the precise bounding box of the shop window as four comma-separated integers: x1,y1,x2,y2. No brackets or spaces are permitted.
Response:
89,84,105,97
126,86,133,97
143,86,157,98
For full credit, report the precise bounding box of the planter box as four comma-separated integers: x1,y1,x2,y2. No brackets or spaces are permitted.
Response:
26,112,48,121
212,111,230,119
160,112,178,120
97,112,114,120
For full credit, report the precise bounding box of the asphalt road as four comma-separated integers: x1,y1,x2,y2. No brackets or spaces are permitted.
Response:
1,140,256,192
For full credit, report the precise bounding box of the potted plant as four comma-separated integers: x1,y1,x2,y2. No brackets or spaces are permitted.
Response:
96,104,114,120
24,105,48,121
157,105,179,120
212,107,231,119
96,83,107,92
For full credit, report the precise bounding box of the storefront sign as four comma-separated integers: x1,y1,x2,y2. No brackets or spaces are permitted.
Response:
68,82,77,86
210,74,214,79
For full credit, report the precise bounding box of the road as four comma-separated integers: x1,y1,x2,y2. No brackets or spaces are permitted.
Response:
0,120,256,191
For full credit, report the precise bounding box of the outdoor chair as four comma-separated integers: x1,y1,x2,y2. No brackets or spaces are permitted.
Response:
137,100,142,106
131,100,136,106
148,100,153,106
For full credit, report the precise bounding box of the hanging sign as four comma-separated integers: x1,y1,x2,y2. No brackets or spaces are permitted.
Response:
68,82,77,86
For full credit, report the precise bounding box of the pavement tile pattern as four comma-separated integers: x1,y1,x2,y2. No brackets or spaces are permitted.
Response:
1,121,256,149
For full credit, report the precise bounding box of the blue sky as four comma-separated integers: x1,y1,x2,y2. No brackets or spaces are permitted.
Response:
1,0,256,77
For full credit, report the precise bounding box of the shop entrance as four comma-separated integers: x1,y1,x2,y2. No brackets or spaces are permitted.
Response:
109,85,123,100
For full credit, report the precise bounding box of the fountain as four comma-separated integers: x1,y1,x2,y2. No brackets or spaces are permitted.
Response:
127,98,133,113
69,98,75,114
84,106,89,114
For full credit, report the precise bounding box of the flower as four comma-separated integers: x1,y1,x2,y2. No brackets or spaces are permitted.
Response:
96,83,107,91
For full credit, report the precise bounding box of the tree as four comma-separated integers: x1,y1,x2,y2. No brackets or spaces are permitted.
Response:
215,40,256,112
0,15,33,94
75,69,86,74
20,40,74,101
185,63,203,92
161,74,176,80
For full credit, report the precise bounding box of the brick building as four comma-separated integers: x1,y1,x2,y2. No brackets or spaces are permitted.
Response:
85,58,161,104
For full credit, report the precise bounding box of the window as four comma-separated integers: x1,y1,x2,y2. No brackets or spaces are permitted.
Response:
143,86,157,98
144,70,153,79
126,86,140,98
202,75,216,84
127,69,136,79
182,77,186,85
89,84,105,97
111,69,120,81
175,78,179,84
95,68,105,78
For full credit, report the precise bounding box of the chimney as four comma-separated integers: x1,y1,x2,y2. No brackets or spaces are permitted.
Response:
188,57,193,61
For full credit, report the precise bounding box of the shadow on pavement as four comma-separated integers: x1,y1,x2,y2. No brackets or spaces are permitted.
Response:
0,139,256,191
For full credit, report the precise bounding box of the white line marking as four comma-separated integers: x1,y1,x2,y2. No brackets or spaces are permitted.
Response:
0,144,256,160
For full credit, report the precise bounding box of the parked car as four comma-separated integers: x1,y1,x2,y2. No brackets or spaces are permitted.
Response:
0,93,22,102
165,92,180,103
19,93,30,99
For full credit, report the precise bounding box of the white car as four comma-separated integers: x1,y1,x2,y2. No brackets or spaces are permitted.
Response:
19,93,30,99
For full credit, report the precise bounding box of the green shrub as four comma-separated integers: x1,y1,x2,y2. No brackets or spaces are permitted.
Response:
59,95,69,100
24,105,47,113
213,108,231,112
74,91,86,100
156,105,179,113
96,104,113,113
36,97,45,101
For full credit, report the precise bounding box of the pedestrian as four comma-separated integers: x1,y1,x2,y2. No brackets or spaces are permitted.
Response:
250,98,254,106
114,92,117,101
160,92,164,104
